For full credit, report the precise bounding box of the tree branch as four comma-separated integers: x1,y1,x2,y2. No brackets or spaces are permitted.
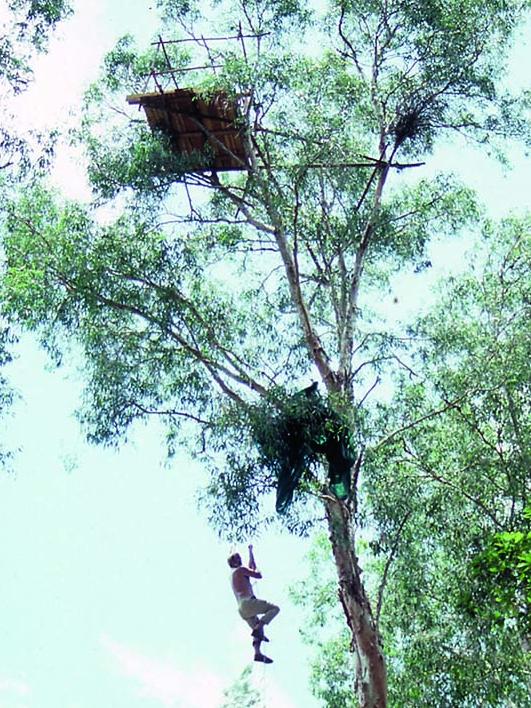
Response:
403,445,504,529
372,393,468,451
130,401,212,425
376,509,412,624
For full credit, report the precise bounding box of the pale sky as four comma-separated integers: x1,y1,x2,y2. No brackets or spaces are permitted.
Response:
2,3,321,705
1,2,529,707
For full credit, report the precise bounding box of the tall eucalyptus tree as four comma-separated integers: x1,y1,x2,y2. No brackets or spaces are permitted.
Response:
292,217,531,706
2,1,529,704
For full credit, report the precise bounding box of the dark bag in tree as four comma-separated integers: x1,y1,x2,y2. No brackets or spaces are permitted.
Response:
253,384,356,512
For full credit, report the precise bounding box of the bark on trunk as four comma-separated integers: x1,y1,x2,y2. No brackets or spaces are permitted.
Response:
324,496,387,707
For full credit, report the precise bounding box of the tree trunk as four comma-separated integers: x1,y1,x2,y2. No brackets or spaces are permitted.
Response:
324,496,387,707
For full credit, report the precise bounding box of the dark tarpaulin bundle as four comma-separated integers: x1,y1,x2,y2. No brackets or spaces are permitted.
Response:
274,383,324,513
315,427,357,502
252,384,357,513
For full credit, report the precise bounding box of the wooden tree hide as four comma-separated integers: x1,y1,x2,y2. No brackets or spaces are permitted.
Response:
127,88,249,172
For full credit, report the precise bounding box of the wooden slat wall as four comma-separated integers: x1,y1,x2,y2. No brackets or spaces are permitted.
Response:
127,89,249,171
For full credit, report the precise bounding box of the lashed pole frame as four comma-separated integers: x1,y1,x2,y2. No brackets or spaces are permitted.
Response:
128,31,256,173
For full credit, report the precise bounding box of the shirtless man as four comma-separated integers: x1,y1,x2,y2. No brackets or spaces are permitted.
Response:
227,545,279,664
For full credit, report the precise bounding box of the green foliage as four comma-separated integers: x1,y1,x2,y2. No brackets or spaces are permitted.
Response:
332,0,531,153
76,0,531,215
290,534,357,707
198,393,326,540
1,0,71,93
373,175,481,267
366,474,530,706
220,665,264,708
3,186,206,434
155,0,202,24
0,325,15,466
369,222,530,703
0,0,69,175
0,0,70,450
100,34,191,95
466,509,531,634
157,0,312,34
193,385,363,538
84,124,209,201
295,522,531,706
290,221,531,706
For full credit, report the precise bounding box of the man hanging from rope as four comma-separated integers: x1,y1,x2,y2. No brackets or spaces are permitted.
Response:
227,544,280,664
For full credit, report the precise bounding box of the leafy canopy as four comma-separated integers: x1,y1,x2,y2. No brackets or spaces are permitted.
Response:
1,0,530,702
3,0,529,535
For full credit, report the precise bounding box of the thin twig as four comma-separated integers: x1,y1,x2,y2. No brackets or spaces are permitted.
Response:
373,394,468,450
376,510,412,624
